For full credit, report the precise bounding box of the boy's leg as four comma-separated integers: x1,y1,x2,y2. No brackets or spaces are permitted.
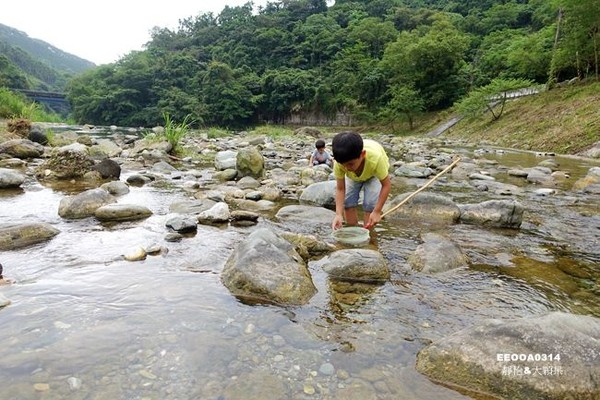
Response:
345,207,359,225
344,177,362,226
361,176,382,226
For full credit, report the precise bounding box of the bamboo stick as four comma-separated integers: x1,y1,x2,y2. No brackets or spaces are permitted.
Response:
381,156,461,219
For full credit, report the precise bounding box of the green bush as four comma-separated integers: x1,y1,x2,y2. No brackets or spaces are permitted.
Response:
0,87,65,122
163,112,193,150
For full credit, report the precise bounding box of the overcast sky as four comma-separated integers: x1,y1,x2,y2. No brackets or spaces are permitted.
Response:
0,0,268,65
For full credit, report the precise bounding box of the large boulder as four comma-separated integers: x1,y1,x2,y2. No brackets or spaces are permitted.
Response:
276,205,336,222
91,158,121,179
408,233,469,273
214,150,238,171
0,139,44,159
236,147,264,178
416,312,600,400
0,223,60,250
58,188,116,219
299,180,336,207
36,144,94,180
94,204,152,221
319,249,389,282
221,228,317,305
459,200,524,228
383,192,461,223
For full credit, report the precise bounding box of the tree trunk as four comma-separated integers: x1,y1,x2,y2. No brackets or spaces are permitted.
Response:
593,28,599,80
548,7,564,87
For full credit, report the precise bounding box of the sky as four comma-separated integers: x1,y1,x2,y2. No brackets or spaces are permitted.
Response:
0,0,268,65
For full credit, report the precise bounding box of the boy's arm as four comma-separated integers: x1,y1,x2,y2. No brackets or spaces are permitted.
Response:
332,178,346,230
365,175,391,229
308,154,314,166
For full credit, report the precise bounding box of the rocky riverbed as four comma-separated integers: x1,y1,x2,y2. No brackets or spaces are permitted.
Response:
0,124,598,399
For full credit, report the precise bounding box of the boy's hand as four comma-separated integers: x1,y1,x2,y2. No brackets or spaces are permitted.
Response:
332,215,344,230
365,211,382,230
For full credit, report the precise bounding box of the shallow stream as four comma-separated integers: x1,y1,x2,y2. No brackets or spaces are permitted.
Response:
0,131,598,399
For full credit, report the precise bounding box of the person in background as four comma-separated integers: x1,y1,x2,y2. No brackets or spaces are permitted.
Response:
309,139,333,167
331,131,391,230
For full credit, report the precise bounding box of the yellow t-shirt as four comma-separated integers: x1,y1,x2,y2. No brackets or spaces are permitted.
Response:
333,139,389,182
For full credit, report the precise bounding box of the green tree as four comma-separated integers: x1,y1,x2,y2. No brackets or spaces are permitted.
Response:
379,83,425,130
260,67,316,123
454,77,535,121
292,14,344,69
381,16,470,109
0,55,30,89
346,17,398,58
550,0,600,82
200,61,260,126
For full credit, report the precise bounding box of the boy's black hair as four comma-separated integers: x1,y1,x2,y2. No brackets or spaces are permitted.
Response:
332,131,363,163
315,139,326,149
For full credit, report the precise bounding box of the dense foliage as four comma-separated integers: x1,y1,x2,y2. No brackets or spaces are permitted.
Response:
56,0,600,128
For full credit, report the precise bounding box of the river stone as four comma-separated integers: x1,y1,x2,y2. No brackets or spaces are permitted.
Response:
221,228,317,305
58,188,116,219
91,158,121,179
0,158,26,168
526,166,554,185
100,180,130,195
230,210,259,222
459,199,524,228
0,139,43,159
0,168,26,188
165,216,197,233
229,198,277,212
94,204,153,221
237,175,261,189
299,180,336,207
236,147,264,178
214,150,237,171
280,231,335,259
0,223,60,250
394,164,434,178
197,202,230,224
320,249,389,282
276,204,336,223
572,167,600,193
471,180,524,196
383,192,460,223
28,125,48,145
89,138,122,158
416,312,600,400
408,233,469,273
169,199,216,214
37,146,95,180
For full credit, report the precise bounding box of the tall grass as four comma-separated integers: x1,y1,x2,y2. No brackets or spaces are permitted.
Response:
250,125,295,138
163,112,194,150
0,87,65,122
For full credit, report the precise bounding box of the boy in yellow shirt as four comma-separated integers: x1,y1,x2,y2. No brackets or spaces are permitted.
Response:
331,131,391,230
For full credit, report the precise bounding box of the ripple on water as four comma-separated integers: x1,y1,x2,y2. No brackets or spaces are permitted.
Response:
1,136,599,399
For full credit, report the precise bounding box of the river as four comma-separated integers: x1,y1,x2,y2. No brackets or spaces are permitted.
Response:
0,128,598,399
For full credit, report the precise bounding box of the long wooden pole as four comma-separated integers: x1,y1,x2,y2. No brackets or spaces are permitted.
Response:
381,157,461,219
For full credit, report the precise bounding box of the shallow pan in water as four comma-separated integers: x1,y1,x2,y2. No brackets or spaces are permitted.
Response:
332,226,370,246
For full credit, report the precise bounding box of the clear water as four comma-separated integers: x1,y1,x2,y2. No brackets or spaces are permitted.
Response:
0,132,598,399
